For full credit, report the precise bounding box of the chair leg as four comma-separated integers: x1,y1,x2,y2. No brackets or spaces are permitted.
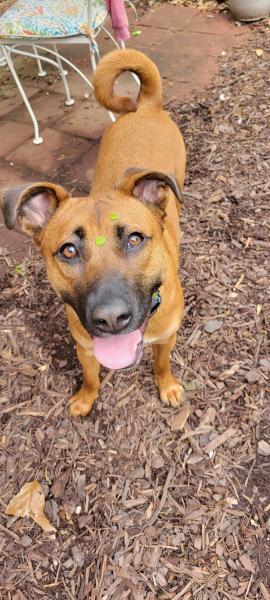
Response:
2,46,43,144
32,43,47,77
0,45,7,66
102,26,120,50
51,42,68,76
89,49,97,72
52,43,74,106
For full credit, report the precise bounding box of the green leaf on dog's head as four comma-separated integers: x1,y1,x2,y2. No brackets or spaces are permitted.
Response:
95,235,107,247
109,212,119,221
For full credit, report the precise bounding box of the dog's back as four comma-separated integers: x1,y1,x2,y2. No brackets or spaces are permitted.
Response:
91,49,186,194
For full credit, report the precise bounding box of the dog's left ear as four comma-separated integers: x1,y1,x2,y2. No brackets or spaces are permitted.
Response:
117,168,183,214
0,181,70,237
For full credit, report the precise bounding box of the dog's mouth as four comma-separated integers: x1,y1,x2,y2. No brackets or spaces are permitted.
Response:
92,291,161,370
92,319,147,370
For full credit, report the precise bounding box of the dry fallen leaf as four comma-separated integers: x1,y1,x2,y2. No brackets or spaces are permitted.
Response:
146,501,154,519
207,189,224,204
219,362,240,380
203,428,236,454
170,402,191,431
260,582,270,600
51,468,72,500
255,48,263,58
5,480,56,533
239,553,255,574
258,440,270,457
256,304,262,316
226,496,238,506
200,406,216,426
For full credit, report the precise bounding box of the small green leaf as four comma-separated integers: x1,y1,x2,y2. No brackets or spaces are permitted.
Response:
132,30,142,36
109,212,119,221
184,379,197,392
15,264,25,276
95,235,107,247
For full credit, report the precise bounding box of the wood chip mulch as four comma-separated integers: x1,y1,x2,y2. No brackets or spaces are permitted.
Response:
0,29,270,600
136,0,229,14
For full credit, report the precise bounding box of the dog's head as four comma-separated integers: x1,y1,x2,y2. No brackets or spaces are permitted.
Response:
1,170,182,369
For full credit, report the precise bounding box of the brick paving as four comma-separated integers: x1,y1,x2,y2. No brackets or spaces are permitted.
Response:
7,128,92,176
0,4,251,258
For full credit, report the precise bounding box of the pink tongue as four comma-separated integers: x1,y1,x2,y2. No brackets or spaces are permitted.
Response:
93,328,142,370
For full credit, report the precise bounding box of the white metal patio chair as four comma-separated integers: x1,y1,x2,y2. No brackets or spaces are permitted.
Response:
0,0,134,144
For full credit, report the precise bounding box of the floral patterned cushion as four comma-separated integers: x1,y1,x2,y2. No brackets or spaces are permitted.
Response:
0,0,108,39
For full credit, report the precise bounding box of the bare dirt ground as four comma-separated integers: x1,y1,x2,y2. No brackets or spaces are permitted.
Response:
1,29,270,600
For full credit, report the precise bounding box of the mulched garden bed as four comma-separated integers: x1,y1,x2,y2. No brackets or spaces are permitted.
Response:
0,28,270,600
136,0,229,14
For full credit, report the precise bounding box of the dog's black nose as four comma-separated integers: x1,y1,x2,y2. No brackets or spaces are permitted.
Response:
91,299,132,334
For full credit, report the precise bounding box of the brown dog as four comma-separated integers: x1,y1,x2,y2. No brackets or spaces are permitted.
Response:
1,49,186,417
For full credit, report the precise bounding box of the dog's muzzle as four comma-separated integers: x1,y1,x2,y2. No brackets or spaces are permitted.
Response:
92,290,162,370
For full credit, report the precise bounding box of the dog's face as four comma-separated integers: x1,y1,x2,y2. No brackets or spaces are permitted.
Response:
42,192,165,333
1,171,181,369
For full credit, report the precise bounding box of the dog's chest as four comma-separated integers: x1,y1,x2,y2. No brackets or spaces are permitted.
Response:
144,317,180,346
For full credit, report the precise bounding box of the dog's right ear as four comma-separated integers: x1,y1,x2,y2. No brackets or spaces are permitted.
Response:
0,182,70,238
116,168,183,216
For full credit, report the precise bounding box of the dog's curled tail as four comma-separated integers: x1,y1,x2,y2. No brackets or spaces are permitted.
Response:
93,49,162,114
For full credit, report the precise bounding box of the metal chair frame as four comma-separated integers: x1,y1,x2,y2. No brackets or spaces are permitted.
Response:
0,0,131,143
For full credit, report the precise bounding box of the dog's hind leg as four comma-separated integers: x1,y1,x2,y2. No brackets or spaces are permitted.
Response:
69,344,100,417
153,333,184,408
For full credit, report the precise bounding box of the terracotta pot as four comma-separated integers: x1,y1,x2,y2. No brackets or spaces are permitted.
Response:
229,0,270,21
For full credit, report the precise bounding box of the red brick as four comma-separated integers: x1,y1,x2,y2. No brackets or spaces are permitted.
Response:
170,30,234,58
139,5,197,30
0,163,27,187
131,26,174,48
72,143,100,186
131,26,250,103
0,86,39,118
7,128,92,176
57,100,111,141
0,122,33,158
187,12,237,35
12,91,68,125
163,82,195,106
115,70,139,105
52,69,94,98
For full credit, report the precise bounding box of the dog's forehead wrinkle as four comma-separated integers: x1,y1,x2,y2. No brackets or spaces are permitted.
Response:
74,226,85,240
91,199,102,226
116,224,126,240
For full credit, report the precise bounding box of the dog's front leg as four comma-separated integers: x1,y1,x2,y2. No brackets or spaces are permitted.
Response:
69,343,100,417
153,333,184,408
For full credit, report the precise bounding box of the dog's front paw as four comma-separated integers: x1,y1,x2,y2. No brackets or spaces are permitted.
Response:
157,376,185,408
69,385,98,417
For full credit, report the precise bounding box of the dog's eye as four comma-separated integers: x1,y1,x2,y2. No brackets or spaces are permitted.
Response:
127,232,144,250
59,243,79,260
